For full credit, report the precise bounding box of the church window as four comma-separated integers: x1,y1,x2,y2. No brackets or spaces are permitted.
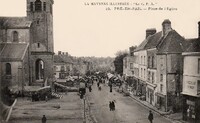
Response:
13,31,19,42
43,2,46,11
37,43,40,48
35,0,42,11
30,2,34,11
6,63,11,75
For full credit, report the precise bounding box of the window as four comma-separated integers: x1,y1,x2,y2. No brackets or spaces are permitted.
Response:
13,31,18,42
152,56,155,68
37,43,40,48
30,2,33,11
160,74,163,82
152,72,155,83
43,2,46,11
148,71,150,81
6,63,11,75
144,56,146,65
144,69,146,79
130,63,133,69
160,84,163,92
198,59,200,74
131,71,134,75
61,66,65,72
141,68,143,78
148,56,151,68
35,0,42,11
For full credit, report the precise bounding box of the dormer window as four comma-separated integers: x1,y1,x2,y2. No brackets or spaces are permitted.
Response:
35,0,42,11
13,31,19,42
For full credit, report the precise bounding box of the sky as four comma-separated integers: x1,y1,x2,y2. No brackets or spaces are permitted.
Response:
0,0,200,57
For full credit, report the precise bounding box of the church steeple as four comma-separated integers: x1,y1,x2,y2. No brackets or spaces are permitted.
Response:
26,0,54,52
27,0,54,15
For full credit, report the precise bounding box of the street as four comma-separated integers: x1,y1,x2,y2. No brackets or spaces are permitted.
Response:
87,82,172,123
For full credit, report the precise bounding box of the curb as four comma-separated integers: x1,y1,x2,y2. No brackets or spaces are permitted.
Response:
115,88,184,123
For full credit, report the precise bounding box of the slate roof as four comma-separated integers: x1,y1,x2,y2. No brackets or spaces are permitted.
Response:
134,30,187,54
185,38,200,52
134,38,148,51
157,30,186,53
134,31,162,51
0,17,32,29
0,43,29,61
144,31,162,49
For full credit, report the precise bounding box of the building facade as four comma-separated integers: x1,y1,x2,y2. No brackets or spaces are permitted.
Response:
0,0,55,91
54,51,73,79
125,19,186,111
182,22,200,122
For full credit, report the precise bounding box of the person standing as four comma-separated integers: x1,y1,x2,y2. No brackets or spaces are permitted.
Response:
148,110,153,123
112,101,115,111
109,101,112,111
42,115,47,123
89,85,92,92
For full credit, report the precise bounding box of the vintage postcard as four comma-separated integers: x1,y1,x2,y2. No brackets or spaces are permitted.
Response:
0,0,200,123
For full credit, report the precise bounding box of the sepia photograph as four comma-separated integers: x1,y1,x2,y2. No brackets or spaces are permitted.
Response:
0,0,200,123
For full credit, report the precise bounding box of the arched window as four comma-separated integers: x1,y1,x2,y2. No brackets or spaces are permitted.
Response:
6,63,11,75
36,59,44,80
13,31,18,42
35,0,42,11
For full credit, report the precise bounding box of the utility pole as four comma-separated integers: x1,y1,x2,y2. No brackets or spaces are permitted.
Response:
83,95,86,123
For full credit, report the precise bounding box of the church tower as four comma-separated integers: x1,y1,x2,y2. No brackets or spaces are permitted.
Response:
26,0,54,84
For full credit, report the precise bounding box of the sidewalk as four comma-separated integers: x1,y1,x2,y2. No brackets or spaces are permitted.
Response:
114,87,186,123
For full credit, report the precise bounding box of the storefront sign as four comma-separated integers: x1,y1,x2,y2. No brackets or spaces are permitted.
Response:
187,81,196,89
183,81,197,95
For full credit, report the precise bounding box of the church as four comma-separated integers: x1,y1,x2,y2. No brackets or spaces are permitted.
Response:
0,0,54,92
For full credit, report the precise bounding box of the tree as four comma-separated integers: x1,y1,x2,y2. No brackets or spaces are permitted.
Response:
113,50,128,75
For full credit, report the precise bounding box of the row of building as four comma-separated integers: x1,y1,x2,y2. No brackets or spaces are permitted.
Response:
123,19,200,122
54,51,92,79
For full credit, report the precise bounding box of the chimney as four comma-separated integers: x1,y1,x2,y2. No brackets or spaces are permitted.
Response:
146,28,156,38
129,46,135,56
65,52,69,56
58,51,62,55
162,19,172,36
198,21,200,38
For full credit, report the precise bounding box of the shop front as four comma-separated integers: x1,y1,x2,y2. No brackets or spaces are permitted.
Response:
155,92,166,111
182,95,200,123
146,87,155,105
136,80,146,100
